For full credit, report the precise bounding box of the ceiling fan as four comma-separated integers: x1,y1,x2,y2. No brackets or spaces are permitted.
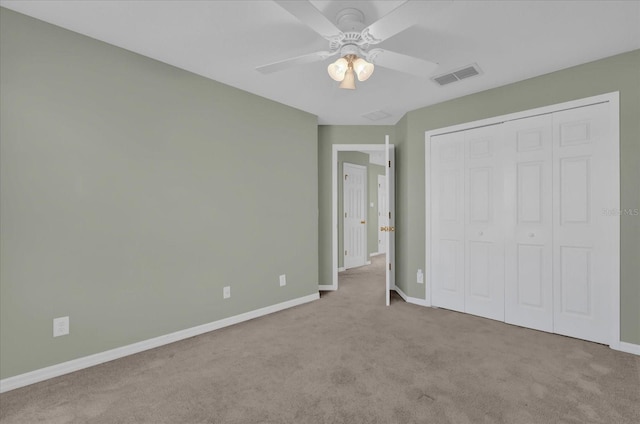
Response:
256,0,439,89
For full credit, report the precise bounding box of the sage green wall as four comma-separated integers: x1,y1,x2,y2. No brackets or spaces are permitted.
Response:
318,126,395,285
368,164,385,256
0,8,319,379
337,151,369,269
397,49,640,344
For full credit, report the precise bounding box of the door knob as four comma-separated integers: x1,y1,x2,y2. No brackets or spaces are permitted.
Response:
361,220,366,224
479,231,484,236
528,232,535,238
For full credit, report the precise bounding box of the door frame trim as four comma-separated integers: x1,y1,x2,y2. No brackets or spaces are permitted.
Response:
330,144,392,290
424,91,621,349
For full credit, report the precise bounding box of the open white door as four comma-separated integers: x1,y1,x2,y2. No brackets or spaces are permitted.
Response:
385,136,395,306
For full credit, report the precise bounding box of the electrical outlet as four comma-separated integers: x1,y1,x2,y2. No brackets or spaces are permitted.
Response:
279,274,286,287
53,316,69,337
223,286,231,299
417,269,424,284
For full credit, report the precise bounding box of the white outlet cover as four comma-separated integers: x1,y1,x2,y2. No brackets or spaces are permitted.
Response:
223,286,231,299
417,269,424,284
53,316,69,337
279,274,286,287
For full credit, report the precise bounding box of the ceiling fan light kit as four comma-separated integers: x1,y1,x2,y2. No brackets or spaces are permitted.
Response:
258,1,440,90
328,54,374,89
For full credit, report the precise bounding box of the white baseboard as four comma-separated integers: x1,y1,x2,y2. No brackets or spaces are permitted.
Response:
365,261,371,265
393,286,430,307
337,267,345,272
616,341,640,356
318,284,336,291
0,293,319,393
370,252,384,257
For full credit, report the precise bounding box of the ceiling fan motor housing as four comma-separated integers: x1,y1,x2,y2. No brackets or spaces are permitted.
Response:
329,8,371,52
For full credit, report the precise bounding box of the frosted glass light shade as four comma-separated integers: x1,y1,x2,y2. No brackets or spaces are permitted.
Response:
339,69,356,89
353,58,374,81
327,57,348,81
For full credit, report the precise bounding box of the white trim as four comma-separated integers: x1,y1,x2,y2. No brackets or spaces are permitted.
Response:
394,286,431,307
425,91,622,349
365,261,371,265
0,293,319,393
369,252,384,257
615,342,640,356
337,267,345,272
318,285,336,291
608,93,621,352
332,144,391,291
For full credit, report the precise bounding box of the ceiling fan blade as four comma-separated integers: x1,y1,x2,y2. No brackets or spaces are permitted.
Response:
367,49,438,78
256,51,337,74
361,1,415,44
274,0,342,40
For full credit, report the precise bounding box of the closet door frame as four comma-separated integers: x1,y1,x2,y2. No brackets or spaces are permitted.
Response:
424,91,620,349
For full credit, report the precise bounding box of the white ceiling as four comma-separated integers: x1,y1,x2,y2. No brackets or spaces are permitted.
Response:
2,0,639,125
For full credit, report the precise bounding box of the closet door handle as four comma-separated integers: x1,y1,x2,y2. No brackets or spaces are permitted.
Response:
479,231,484,236
528,232,535,238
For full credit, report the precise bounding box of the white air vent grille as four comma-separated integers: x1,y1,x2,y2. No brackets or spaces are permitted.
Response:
432,64,482,86
362,110,391,121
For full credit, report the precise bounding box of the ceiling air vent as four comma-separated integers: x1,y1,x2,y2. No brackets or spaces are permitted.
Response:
432,63,482,86
362,110,391,121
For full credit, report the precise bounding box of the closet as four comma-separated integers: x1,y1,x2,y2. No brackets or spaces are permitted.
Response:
428,97,618,345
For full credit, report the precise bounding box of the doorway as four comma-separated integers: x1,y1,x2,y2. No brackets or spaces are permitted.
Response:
326,140,395,306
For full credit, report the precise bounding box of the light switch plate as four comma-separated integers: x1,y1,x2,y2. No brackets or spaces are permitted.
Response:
223,286,231,299
279,275,286,287
53,316,69,337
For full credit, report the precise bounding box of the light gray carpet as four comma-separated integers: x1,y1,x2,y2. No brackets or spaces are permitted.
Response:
1,254,639,423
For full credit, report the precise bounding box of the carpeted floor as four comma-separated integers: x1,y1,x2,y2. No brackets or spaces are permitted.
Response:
1,254,639,423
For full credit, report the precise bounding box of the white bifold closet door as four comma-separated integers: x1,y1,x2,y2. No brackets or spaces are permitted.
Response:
464,126,505,321
503,115,554,332
431,132,465,312
552,103,614,344
430,100,615,345
431,125,504,321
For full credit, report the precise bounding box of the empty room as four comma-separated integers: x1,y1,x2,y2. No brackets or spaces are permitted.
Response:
1,1,639,423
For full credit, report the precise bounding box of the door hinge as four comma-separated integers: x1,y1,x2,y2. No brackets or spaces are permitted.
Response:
345,174,348,180
388,160,391,168
388,211,391,219
345,212,347,218
389,263,392,270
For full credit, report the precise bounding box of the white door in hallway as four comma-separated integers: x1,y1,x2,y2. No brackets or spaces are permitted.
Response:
552,103,615,344
385,136,395,306
377,174,387,255
343,162,367,270
503,115,554,332
430,131,465,312
464,125,505,321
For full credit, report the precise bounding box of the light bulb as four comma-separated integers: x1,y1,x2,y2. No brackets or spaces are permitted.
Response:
327,57,348,81
339,69,356,89
353,58,374,82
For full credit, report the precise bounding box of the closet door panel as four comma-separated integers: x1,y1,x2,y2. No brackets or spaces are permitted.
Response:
552,103,613,344
464,126,505,321
431,132,465,312
504,116,553,332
